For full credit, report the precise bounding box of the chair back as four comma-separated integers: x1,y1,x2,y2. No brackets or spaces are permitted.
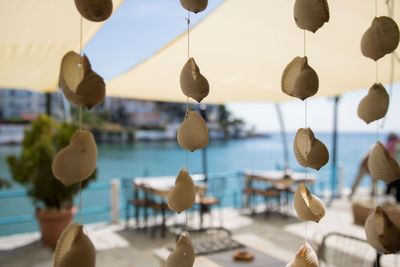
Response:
317,232,379,267
206,176,226,201
120,178,134,201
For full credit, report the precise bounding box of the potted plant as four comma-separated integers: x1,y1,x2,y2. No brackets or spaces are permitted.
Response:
6,114,96,247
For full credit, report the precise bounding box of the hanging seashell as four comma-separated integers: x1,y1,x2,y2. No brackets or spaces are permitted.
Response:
357,83,389,124
52,130,97,186
281,57,319,101
293,128,329,170
293,0,329,33
177,110,209,152
365,206,400,254
59,51,105,109
294,183,325,223
368,142,400,184
361,16,400,61
179,0,208,14
286,242,319,267
74,0,113,22
166,232,195,267
54,222,95,267
167,169,196,214
180,58,209,103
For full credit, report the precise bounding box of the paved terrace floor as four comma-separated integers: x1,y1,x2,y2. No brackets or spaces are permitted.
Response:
0,198,398,267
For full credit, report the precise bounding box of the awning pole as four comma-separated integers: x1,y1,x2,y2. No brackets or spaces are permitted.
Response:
331,96,340,200
45,92,52,116
200,106,208,182
275,103,289,171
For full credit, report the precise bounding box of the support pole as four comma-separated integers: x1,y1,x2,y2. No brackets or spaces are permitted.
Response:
275,103,289,171
331,96,340,199
110,179,120,224
200,105,208,182
45,92,52,116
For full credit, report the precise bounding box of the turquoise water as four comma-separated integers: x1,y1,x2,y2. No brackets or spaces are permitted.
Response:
0,132,387,236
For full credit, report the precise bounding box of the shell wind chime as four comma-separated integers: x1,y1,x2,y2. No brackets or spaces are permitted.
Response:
166,2,210,266
358,1,400,255
283,1,330,265
52,1,114,265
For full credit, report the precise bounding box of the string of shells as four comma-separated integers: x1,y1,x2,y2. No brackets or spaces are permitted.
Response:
52,1,115,265
358,3,400,255
284,1,330,265
165,2,210,267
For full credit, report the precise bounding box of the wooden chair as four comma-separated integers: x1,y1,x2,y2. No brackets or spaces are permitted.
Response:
196,177,226,228
146,192,170,238
243,185,282,214
121,178,148,228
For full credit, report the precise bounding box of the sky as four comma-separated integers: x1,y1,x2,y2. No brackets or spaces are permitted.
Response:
85,0,400,133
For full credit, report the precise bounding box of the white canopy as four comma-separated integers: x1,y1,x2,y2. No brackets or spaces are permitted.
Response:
107,0,400,103
0,0,124,92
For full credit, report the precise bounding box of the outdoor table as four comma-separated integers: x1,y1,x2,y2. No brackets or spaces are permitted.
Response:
133,174,206,236
152,233,287,266
243,170,317,211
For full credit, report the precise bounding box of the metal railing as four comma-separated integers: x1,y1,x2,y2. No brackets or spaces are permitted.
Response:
0,169,334,233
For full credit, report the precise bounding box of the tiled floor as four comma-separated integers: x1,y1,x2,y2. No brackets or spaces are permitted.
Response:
0,198,397,267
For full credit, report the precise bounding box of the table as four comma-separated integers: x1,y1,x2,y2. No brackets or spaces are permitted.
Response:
244,170,316,186
153,233,288,267
134,174,207,198
133,174,207,236
243,170,316,212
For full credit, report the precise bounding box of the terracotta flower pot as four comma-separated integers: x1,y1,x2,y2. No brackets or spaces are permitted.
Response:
35,206,77,247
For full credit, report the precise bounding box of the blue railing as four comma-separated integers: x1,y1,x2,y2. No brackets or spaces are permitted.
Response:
0,170,329,232
0,182,113,226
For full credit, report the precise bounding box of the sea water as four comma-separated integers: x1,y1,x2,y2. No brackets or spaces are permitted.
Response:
0,132,389,236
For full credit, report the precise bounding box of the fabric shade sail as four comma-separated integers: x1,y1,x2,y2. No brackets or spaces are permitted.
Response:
107,0,400,103
0,0,124,93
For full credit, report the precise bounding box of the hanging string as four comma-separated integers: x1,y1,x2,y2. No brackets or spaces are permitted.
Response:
303,27,309,244
304,99,308,244
375,61,379,84
186,12,191,60
184,11,191,234
185,210,188,233
78,15,83,226
381,0,396,129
